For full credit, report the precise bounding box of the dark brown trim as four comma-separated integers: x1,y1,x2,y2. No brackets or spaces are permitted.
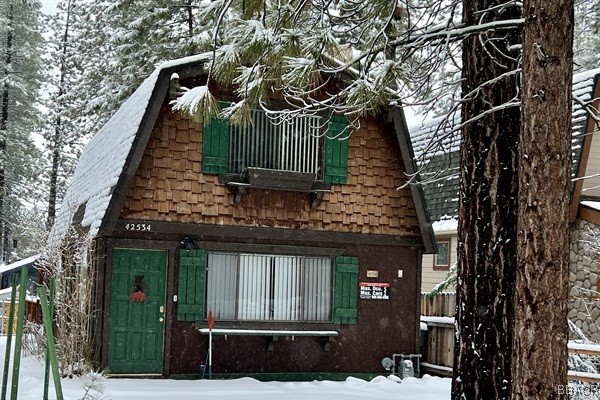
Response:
414,246,423,351
105,237,179,250
579,203,600,225
163,248,176,377
571,74,600,223
100,243,113,370
92,237,107,370
389,108,437,254
198,242,344,256
113,219,423,247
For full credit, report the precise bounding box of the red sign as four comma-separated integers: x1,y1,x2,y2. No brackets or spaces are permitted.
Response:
359,282,390,300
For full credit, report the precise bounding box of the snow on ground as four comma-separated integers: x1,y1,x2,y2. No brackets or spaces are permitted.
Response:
0,336,450,400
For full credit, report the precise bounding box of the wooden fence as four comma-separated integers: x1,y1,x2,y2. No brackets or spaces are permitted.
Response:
0,301,41,335
420,292,455,376
420,293,600,382
421,292,455,317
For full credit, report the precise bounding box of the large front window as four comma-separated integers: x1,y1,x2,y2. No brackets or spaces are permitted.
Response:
228,110,324,178
206,252,332,322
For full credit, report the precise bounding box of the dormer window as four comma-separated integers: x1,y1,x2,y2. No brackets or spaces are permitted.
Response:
201,109,349,195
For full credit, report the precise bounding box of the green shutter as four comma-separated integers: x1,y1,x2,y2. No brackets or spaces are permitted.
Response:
324,115,349,184
202,114,229,174
177,249,207,321
334,256,358,324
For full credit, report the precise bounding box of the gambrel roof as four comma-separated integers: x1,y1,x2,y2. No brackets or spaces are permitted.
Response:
50,53,436,252
409,67,600,227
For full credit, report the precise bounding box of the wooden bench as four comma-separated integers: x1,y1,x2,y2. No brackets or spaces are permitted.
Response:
198,328,338,351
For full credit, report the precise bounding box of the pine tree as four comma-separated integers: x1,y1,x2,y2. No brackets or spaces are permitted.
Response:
453,1,520,397
72,0,212,134
42,0,89,229
0,0,44,262
512,0,573,397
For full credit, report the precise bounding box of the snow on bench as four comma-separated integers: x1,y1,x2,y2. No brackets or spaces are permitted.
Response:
198,328,338,337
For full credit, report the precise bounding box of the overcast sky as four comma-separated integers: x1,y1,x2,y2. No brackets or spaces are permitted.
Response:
40,0,58,14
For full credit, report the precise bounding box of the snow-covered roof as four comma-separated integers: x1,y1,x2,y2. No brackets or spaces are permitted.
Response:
581,201,600,212
0,254,41,275
409,113,460,160
409,68,600,225
432,218,458,234
49,54,211,243
572,67,600,179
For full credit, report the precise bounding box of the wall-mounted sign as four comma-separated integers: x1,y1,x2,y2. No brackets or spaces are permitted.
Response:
366,270,379,278
359,282,390,300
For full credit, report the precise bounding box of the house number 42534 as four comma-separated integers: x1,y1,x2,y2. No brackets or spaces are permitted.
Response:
125,223,151,232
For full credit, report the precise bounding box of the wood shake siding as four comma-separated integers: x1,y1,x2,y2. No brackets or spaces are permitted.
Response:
121,106,420,235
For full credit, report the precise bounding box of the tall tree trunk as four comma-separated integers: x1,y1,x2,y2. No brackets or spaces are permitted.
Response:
512,1,573,398
0,3,14,263
47,0,73,230
452,1,521,398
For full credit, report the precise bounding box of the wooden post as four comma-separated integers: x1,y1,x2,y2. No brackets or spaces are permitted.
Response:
9,267,28,400
0,276,17,400
39,287,63,400
43,278,55,400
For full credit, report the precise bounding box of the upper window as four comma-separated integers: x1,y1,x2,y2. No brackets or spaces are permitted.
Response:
202,111,349,186
229,111,324,178
206,252,333,322
434,240,450,269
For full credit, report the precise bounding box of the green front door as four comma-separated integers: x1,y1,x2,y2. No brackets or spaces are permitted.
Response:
108,249,167,374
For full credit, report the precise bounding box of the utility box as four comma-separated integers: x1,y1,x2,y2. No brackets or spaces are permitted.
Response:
399,360,414,379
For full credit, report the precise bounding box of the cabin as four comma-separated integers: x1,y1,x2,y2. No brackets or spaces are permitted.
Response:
50,54,436,378
410,68,600,338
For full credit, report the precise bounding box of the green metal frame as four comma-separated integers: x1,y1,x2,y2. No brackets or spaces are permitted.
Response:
39,286,63,400
0,270,62,400
9,267,28,400
0,276,17,400
43,278,56,400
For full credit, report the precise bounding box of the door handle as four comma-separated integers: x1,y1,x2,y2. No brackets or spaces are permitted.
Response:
159,305,164,313
159,317,164,322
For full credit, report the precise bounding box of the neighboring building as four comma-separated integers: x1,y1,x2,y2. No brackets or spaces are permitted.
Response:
0,254,41,300
411,67,600,294
0,254,43,332
50,54,436,378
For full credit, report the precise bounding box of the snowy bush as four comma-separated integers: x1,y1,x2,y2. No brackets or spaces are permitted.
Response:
44,225,99,377
79,370,110,400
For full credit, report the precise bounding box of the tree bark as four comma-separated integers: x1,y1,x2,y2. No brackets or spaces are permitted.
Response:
512,1,573,398
452,1,521,398
0,3,14,263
